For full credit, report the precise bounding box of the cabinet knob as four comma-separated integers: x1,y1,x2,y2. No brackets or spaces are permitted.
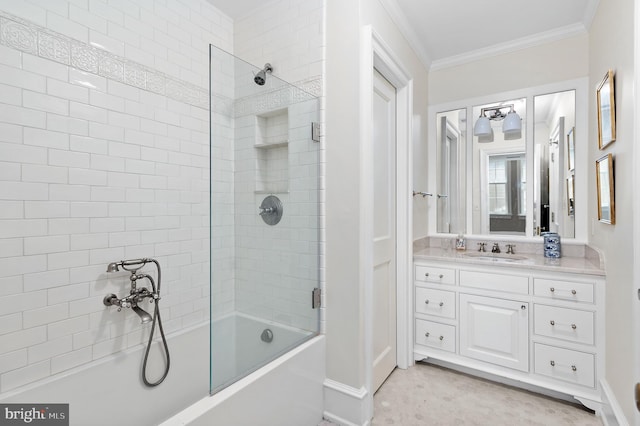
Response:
550,287,555,293
571,289,577,295
439,302,444,307
550,360,555,367
521,305,526,310
425,299,429,305
425,273,430,277
425,332,430,338
550,320,555,326
572,365,577,372
571,324,577,330
439,336,444,341
439,274,444,279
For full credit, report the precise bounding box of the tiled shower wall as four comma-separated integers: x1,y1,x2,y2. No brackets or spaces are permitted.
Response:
0,0,233,393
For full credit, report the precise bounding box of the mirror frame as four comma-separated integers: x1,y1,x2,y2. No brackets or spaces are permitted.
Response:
596,153,615,225
427,78,589,242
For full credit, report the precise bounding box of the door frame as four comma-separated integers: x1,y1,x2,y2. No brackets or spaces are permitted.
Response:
360,26,413,419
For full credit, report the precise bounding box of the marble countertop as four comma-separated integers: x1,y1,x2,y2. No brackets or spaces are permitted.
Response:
413,247,605,276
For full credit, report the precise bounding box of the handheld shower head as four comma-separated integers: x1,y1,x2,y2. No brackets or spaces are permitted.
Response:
106,262,121,273
254,63,273,86
132,305,152,324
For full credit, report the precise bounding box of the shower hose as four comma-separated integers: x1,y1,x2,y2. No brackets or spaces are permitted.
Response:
141,259,170,387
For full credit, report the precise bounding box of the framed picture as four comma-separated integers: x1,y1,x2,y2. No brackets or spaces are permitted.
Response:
567,127,575,171
596,70,615,149
566,175,575,216
596,154,615,224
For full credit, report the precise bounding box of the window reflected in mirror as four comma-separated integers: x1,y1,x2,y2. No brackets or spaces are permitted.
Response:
471,98,526,235
436,109,466,234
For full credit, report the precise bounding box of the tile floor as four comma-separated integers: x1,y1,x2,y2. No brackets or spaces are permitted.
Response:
320,362,602,425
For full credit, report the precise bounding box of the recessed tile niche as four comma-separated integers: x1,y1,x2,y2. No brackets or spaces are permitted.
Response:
255,108,289,193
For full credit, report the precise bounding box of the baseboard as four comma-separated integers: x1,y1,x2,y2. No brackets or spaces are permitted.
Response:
600,379,629,426
323,379,370,426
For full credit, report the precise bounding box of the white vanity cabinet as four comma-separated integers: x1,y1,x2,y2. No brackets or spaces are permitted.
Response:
413,258,605,408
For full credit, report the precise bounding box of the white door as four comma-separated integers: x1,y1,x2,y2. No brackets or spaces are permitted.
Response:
372,70,397,392
459,294,529,372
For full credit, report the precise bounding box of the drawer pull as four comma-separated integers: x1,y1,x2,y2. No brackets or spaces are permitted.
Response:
425,273,429,277
549,287,578,295
439,274,444,279
549,320,578,330
424,332,444,341
424,300,444,307
521,305,526,310
439,335,444,341
424,272,445,279
425,332,429,337
549,360,578,372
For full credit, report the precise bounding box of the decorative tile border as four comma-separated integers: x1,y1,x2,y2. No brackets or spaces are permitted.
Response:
233,76,322,118
0,11,209,109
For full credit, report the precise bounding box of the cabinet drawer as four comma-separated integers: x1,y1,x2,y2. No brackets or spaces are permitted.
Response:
534,305,594,345
415,265,455,285
415,287,456,319
533,278,594,304
534,343,595,388
415,319,455,353
459,270,529,295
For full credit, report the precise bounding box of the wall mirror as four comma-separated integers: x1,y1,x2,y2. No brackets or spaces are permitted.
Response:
596,153,615,224
435,109,466,234
428,79,587,240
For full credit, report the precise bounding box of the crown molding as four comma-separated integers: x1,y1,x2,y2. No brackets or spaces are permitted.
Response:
430,22,588,72
582,0,600,30
377,0,432,70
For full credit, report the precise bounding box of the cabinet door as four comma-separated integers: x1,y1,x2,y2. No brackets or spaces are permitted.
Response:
460,294,529,372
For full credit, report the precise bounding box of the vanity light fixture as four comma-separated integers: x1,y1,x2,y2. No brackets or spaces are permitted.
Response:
473,104,522,139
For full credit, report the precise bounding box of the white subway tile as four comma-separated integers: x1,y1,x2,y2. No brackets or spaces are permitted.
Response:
108,230,140,247
0,161,21,181
107,21,139,46
0,182,48,200
107,111,140,130
107,80,140,101
0,276,23,298
72,328,109,350
69,3,107,33
0,238,22,258
0,104,46,128
90,89,125,112
90,153,125,172
0,123,22,144
69,264,108,284
108,202,140,217
24,235,70,256
49,184,91,201
24,128,69,150
47,283,89,305
48,218,90,235
69,168,107,185
46,113,89,136
90,217,125,232
124,128,154,147
24,91,69,115
70,233,108,250
92,335,125,360
0,83,22,106
125,159,155,175
70,202,108,217
69,68,107,92
0,142,47,165
91,186,126,202
47,251,90,271
139,175,167,189
89,0,124,25
0,349,27,374
68,136,106,156
0,326,47,355
48,78,89,103
69,294,110,317
49,149,90,168
22,164,68,183
89,122,125,141
108,141,140,159
0,201,23,220
24,303,69,329
0,312,22,335
46,10,88,42
88,247,124,265
50,346,92,374
22,55,68,82
28,335,72,364
0,360,50,391
23,269,69,292
0,63,46,92
0,45,22,68
107,171,139,188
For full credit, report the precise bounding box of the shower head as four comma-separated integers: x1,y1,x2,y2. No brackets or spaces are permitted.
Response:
106,262,121,273
254,63,273,86
132,305,152,324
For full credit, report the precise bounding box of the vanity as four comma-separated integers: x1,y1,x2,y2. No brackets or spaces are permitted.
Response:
412,239,605,410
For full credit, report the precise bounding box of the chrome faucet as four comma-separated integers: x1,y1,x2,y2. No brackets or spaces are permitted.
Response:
505,244,516,254
477,242,486,252
491,243,501,253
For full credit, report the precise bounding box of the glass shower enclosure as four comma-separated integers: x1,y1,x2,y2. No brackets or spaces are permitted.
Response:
209,45,321,394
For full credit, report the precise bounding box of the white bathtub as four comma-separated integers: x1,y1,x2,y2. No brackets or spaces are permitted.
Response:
162,320,325,426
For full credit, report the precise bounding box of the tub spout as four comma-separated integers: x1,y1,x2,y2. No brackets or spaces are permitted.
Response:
132,305,152,324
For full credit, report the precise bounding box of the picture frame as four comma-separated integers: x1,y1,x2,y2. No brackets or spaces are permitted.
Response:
596,70,616,150
567,127,575,171
566,175,575,216
596,153,615,224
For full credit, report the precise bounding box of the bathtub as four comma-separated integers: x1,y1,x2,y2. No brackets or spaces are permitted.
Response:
161,315,325,426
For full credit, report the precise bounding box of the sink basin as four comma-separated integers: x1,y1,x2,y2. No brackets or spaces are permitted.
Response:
462,252,528,262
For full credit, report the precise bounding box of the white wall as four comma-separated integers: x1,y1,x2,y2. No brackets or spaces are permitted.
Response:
587,0,636,422
0,0,232,414
325,0,429,422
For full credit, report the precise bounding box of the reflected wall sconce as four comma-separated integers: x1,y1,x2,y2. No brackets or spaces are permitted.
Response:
473,104,522,139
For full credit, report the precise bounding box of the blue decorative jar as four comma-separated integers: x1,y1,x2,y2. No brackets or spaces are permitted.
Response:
542,232,561,258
